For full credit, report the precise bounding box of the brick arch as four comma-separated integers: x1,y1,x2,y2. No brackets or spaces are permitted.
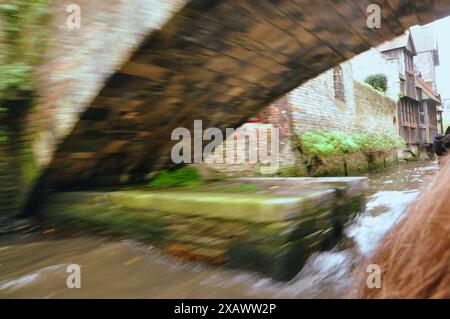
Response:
17,0,450,210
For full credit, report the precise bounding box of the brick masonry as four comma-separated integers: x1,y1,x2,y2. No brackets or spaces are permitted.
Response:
0,0,187,215
289,59,398,135
43,0,450,189
210,48,400,175
2,0,450,214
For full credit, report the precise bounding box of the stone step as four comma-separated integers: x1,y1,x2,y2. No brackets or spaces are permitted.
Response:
39,177,366,281
47,190,337,223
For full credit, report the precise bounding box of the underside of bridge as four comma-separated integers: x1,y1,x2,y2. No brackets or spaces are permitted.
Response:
41,0,450,190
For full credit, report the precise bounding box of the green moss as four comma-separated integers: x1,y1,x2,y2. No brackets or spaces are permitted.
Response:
295,130,404,160
149,167,204,189
42,202,172,242
0,0,53,103
291,130,405,177
37,185,367,281
202,183,260,193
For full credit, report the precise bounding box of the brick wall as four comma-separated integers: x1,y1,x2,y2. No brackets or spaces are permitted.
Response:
210,48,399,176
34,0,186,168
206,96,297,176
289,49,398,135
289,65,356,133
0,0,185,215
2,0,449,211
37,0,450,189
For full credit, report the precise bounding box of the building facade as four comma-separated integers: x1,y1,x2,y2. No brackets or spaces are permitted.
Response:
379,27,442,149
208,48,401,175
208,26,443,176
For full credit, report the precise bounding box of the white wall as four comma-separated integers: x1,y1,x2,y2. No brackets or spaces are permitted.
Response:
350,48,401,101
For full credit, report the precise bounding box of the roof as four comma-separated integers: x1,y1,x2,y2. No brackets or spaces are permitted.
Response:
416,77,441,103
378,31,417,55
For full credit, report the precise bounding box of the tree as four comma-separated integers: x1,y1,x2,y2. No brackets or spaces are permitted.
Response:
364,74,388,93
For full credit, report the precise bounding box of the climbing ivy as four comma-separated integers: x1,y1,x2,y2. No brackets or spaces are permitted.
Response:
0,0,53,104
0,0,53,142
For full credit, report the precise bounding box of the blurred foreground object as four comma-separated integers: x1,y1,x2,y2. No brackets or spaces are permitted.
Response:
353,155,450,298
432,127,450,160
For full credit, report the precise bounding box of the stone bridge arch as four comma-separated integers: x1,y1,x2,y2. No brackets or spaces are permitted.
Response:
2,0,450,214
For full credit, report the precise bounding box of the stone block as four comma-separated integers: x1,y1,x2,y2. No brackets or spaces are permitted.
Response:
38,176,365,281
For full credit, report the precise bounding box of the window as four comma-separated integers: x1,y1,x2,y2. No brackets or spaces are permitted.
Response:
405,52,414,72
400,79,405,95
400,99,419,127
384,50,398,60
418,103,425,125
416,88,422,101
428,103,437,127
333,66,345,102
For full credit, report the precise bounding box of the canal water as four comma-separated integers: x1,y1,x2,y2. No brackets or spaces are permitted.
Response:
0,161,439,298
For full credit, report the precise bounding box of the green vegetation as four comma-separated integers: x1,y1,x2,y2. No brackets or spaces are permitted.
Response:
294,131,358,176
149,167,204,189
204,183,260,193
294,130,405,175
148,167,261,192
296,130,404,158
295,131,358,158
0,0,53,143
364,74,388,93
40,187,364,281
0,108,6,142
353,131,404,157
0,0,53,104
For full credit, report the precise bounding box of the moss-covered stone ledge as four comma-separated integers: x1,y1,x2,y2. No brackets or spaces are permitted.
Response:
38,177,367,281
232,177,368,198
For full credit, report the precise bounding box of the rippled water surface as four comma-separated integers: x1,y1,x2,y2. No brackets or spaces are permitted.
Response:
0,161,439,298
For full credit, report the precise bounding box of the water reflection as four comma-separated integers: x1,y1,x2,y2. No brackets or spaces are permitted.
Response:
0,161,439,298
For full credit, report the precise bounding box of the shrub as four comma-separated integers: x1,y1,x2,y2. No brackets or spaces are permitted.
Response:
294,131,360,176
297,130,404,159
381,131,405,150
295,131,358,158
353,131,404,157
149,167,204,189
364,74,388,93
295,130,405,175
